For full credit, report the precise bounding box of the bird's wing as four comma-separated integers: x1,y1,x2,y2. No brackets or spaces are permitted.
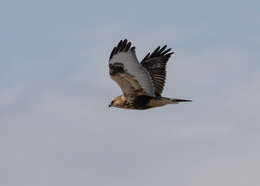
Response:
109,39,155,98
140,45,173,96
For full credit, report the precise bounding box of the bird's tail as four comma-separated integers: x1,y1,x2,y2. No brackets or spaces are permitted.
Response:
168,98,192,104
147,97,192,107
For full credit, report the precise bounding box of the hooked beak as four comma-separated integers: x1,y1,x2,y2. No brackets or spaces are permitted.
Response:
108,104,112,108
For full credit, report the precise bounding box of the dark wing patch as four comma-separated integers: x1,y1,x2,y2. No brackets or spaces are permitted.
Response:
141,45,173,96
109,39,136,60
109,62,124,75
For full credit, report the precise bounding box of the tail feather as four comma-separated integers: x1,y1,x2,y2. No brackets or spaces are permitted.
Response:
147,97,192,108
170,98,192,103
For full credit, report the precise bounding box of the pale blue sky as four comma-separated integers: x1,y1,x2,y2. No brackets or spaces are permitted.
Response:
1,0,260,186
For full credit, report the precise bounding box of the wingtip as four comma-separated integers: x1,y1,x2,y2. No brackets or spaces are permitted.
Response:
130,46,136,52
109,39,135,60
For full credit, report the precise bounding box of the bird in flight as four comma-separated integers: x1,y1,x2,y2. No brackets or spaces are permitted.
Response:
108,39,191,110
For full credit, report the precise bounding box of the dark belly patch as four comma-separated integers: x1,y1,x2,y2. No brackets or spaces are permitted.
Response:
133,95,153,109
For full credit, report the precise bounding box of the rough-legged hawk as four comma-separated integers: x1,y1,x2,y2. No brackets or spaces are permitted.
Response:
108,39,191,110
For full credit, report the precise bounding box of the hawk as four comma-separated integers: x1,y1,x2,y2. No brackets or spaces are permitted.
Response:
108,39,191,110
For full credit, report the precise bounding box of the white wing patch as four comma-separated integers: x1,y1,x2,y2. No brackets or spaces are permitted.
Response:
109,40,155,96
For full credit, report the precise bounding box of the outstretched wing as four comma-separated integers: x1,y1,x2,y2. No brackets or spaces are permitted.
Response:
109,39,155,98
141,45,173,96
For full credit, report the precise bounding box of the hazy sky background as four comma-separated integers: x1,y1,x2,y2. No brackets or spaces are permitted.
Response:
1,0,260,186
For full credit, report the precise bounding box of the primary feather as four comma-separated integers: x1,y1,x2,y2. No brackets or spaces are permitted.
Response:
141,45,173,96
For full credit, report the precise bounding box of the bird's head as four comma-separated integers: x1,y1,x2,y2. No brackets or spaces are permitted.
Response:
108,96,125,108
